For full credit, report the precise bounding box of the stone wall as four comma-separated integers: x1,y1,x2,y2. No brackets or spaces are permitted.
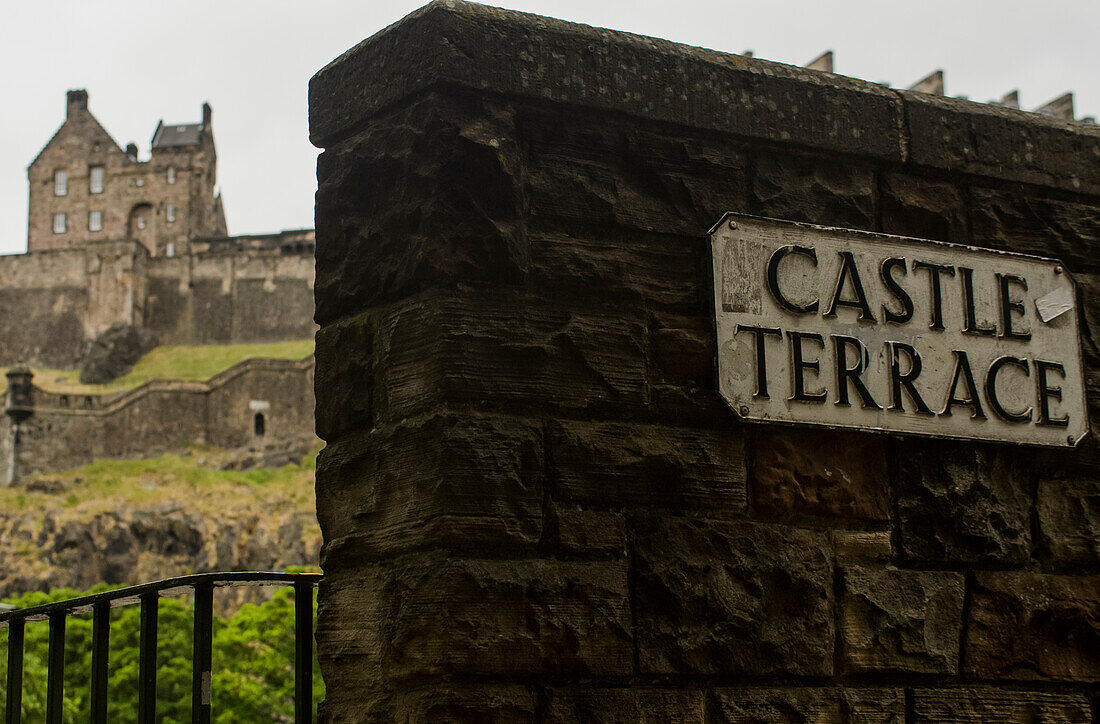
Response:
0,230,315,367
309,2,1100,721
3,356,315,480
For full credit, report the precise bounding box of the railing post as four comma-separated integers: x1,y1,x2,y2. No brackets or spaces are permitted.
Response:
137,593,159,724
90,603,111,724
191,584,213,724
293,582,313,724
45,613,65,724
4,619,23,724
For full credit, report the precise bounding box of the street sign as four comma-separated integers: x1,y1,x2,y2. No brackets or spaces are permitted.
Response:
710,214,1088,447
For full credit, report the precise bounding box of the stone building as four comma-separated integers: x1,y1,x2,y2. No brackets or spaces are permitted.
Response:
28,90,227,257
0,91,318,480
0,91,316,368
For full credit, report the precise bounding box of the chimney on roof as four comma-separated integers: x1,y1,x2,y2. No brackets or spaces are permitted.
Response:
66,89,88,119
202,102,212,130
805,51,834,73
1035,92,1074,121
909,70,945,96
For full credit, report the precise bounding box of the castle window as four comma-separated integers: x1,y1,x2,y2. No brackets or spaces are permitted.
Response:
54,169,67,196
135,177,145,187
167,166,176,185
137,214,146,230
89,166,104,194
167,204,176,223
166,242,175,257
253,413,265,437
53,213,66,234
88,210,102,232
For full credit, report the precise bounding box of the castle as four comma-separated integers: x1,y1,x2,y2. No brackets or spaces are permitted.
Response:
1,91,318,481
2,90,316,368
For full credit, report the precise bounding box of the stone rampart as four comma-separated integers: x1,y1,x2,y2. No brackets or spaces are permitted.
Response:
1,355,315,480
309,2,1100,721
0,231,315,367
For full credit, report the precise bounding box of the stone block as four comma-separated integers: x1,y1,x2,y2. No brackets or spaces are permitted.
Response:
896,440,1030,564
318,558,632,684
523,106,749,237
319,684,536,724
368,290,650,424
880,173,966,243
313,90,526,322
970,188,1100,274
545,505,626,559
314,311,375,440
752,152,876,231
1036,476,1100,567
753,428,890,521
316,413,543,560
650,314,715,386
965,571,1100,682
549,420,746,510
832,530,893,563
839,566,964,675
912,688,1091,723
542,688,705,723
903,90,1100,196
633,514,833,676
714,687,905,723
309,2,904,160
394,684,536,723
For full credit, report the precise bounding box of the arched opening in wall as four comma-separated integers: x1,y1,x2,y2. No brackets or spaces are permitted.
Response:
127,203,154,254
254,413,265,438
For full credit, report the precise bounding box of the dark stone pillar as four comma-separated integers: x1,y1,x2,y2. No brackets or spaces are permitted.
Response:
309,2,1100,721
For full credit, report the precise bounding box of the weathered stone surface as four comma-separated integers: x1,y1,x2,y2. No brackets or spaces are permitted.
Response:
317,413,543,562
523,106,749,237
313,90,526,322
545,505,626,559
543,688,705,723
896,440,1031,564
648,313,733,427
753,428,890,521
633,515,832,676
832,530,893,563
317,558,632,685
395,684,536,723
309,2,904,160
912,688,1091,723
840,566,964,675
320,685,536,724
904,90,1100,197
549,420,746,510
314,311,375,440
970,188,1100,274
1036,476,1100,567
880,173,966,243
79,322,158,384
966,571,1100,682
752,152,876,231
367,291,649,426
715,687,905,723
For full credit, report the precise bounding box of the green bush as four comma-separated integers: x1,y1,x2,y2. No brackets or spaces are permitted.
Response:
0,582,322,722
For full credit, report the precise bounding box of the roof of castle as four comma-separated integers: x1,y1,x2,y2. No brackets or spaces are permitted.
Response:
152,122,203,149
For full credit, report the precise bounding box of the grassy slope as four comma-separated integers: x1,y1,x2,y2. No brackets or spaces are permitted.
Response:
0,444,319,520
3,339,314,395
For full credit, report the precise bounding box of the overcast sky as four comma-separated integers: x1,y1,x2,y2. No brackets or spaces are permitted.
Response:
1,1,1096,255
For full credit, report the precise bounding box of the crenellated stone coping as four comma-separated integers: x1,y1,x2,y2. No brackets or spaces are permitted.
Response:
32,355,315,416
309,0,1100,197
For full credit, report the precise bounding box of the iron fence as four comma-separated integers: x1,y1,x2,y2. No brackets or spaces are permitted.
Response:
0,571,321,724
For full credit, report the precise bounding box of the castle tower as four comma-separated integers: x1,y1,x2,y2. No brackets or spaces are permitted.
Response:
26,90,228,256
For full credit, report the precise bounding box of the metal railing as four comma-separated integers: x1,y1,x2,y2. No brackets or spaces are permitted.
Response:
0,571,322,724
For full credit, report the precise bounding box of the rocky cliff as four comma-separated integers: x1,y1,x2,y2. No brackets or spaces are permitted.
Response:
0,441,320,601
